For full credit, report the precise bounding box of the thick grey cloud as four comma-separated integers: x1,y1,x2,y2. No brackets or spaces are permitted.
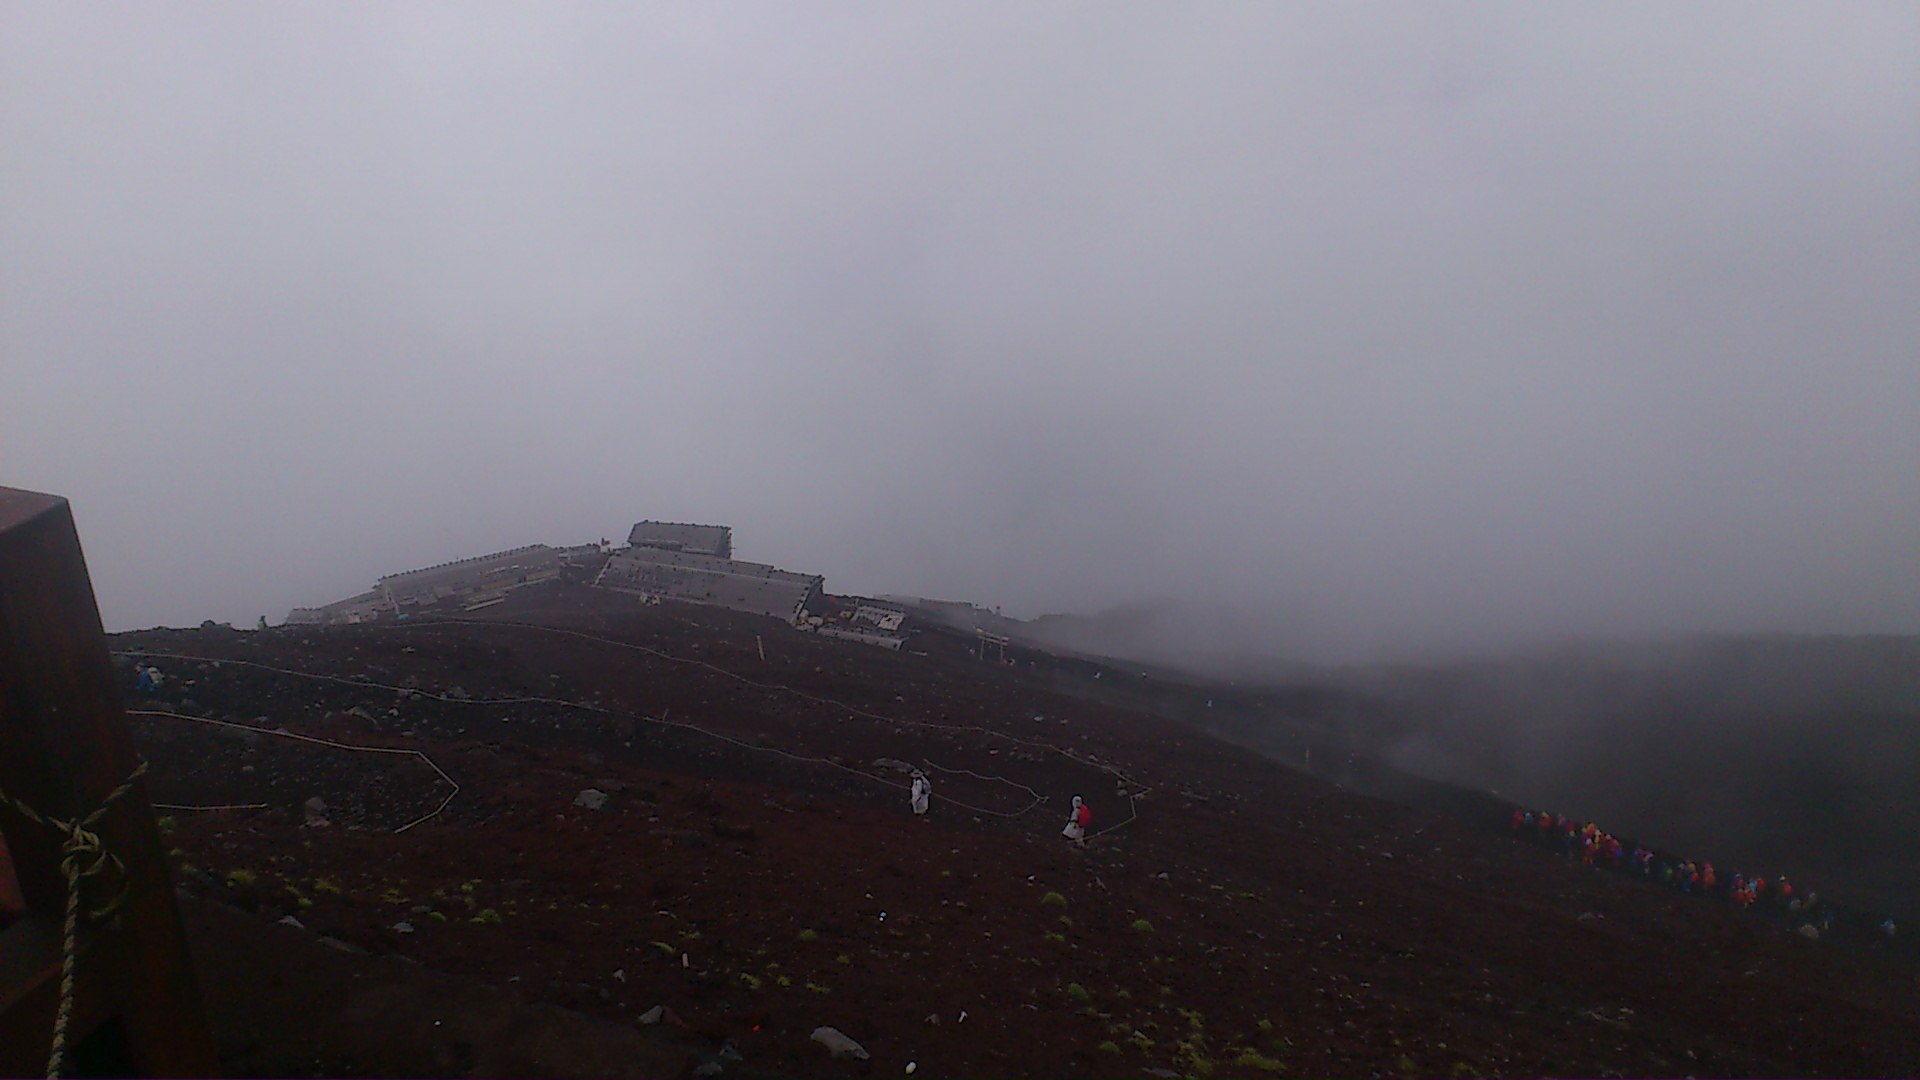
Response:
5,3,1916,659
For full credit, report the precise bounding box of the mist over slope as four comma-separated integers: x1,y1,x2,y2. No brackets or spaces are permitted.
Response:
1359,635,1920,915
999,603,1920,915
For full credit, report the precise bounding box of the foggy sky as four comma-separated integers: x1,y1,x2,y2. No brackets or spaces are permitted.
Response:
5,3,1917,661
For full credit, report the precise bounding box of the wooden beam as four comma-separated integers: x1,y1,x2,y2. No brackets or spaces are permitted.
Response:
0,487,219,1077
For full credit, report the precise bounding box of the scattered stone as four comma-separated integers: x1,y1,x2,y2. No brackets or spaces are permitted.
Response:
692,1040,743,1077
347,706,374,720
1144,1069,1181,1079
575,788,609,811
447,686,470,701
873,758,915,774
393,921,415,934
303,797,330,828
1797,924,1821,940
277,915,304,929
637,1005,686,1029
811,1026,869,1061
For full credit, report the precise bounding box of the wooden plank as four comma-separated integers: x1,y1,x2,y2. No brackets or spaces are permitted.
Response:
0,486,219,1076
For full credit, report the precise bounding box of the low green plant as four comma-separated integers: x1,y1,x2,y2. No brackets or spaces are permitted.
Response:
314,877,342,895
1066,982,1091,1003
1175,1010,1214,1078
156,816,176,835
835,953,851,965
651,941,677,956
775,975,792,988
381,888,406,905
1233,1048,1285,1072
1044,932,1067,945
224,869,256,888
1130,918,1154,933
1040,891,1067,908
1096,1041,1120,1054
806,981,831,994
739,973,763,990
1128,1030,1154,1051
797,929,820,942
469,908,503,925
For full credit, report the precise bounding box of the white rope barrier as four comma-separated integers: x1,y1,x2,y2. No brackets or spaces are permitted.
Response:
125,709,459,833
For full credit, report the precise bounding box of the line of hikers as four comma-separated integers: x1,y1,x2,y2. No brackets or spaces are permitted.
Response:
1505,807,1893,940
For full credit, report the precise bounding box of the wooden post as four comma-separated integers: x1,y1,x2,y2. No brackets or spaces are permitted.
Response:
0,487,218,1077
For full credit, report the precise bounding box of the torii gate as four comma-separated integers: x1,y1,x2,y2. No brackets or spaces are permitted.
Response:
0,487,217,1076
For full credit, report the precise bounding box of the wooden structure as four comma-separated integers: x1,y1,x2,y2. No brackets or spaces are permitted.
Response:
0,487,218,1076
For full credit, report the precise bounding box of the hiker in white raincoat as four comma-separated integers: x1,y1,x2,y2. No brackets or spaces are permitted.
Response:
910,770,931,816
1062,795,1090,845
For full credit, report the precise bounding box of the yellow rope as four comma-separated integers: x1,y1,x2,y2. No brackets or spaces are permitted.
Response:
0,760,149,1079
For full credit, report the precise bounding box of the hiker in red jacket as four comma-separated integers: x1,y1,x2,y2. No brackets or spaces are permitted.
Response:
1062,796,1091,847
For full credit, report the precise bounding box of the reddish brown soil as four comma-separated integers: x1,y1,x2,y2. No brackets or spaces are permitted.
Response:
110,583,1920,1078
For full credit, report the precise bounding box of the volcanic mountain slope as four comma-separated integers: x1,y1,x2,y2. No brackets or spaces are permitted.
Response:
112,582,1920,1078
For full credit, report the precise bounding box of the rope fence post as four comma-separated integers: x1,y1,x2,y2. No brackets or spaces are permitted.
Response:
0,487,218,1077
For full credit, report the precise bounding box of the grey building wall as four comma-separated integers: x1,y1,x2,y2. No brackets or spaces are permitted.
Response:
627,521,733,559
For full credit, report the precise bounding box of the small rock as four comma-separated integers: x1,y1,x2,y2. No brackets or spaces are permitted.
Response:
303,797,330,828
637,1005,685,1029
811,1026,869,1060
278,915,304,929
392,921,415,934
575,788,609,811
447,686,470,701
1145,1069,1181,1079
